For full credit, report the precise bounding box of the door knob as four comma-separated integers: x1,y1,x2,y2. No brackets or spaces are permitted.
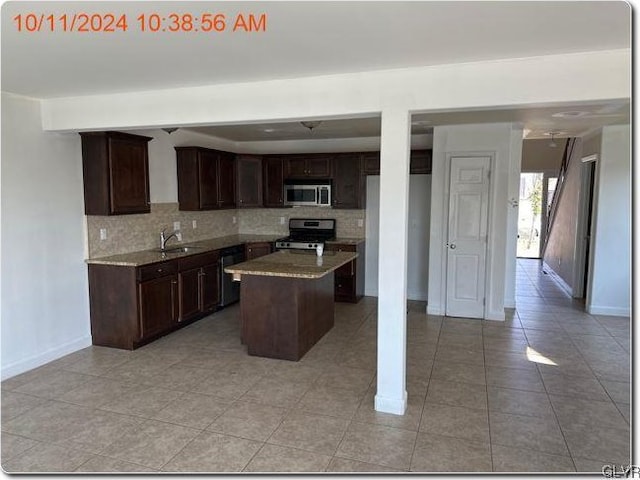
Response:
449,244,457,249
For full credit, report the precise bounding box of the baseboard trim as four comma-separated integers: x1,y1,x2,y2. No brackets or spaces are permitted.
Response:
407,291,428,302
485,309,506,321
587,305,630,317
426,305,444,316
542,261,573,296
1,336,92,381
374,391,408,415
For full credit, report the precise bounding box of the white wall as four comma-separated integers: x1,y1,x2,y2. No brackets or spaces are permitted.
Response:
1,93,91,379
588,124,630,316
428,123,523,321
365,175,431,300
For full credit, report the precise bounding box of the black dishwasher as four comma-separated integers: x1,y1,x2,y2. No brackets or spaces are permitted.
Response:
219,245,245,307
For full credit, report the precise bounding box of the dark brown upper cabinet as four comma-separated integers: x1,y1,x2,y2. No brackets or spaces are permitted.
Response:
263,156,285,207
332,153,364,209
409,149,433,174
284,155,331,179
80,131,152,215
176,147,236,210
236,155,263,208
361,149,433,175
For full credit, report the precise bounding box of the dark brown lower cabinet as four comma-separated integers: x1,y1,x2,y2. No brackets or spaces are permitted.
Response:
139,275,178,338
326,241,366,303
245,242,273,260
88,250,221,350
178,252,220,322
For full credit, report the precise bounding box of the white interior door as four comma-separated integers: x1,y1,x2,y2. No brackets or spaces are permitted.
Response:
446,156,490,318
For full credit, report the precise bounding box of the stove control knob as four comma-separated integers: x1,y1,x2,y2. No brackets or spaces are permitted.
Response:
308,244,313,248
286,243,290,247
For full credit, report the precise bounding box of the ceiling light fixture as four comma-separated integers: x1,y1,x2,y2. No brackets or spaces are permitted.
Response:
551,111,589,118
300,121,322,132
162,127,179,134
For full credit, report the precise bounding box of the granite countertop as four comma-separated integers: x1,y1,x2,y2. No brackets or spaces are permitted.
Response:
85,234,282,267
326,237,365,245
225,250,358,280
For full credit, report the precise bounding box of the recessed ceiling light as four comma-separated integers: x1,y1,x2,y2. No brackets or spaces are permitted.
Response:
263,128,276,133
543,131,567,136
551,111,589,118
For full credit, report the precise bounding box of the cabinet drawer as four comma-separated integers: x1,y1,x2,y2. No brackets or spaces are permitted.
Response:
178,251,219,271
327,243,357,253
137,261,178,282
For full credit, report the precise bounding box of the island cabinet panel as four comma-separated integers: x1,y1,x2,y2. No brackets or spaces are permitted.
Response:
332,153,364,209
80,131,152,215
236,155,263,208
263,156,285,207
241,273,334,361
284,155,331,179
361,149,433,175
176,147,235,210
326,242,366,303
245,242,273,260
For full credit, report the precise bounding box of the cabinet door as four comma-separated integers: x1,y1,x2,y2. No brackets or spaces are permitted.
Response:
199,150,219,209
285,157,307,178
217,152,236,208
178,268,201,322
263,156,284,207
246,242,272,260
138,275,177,340
410,150,432,174
362,152,380,175
332,154,362,209
108,137,150,214
236,155,263,208
306,156,331,177
200,263,220,312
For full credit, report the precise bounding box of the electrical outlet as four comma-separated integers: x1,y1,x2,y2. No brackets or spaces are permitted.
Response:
357,219,364,228
280,217,285,225
99,228,107,241
232,216,237,224
176,232,182,242
192,220,197,229
173,221,181,231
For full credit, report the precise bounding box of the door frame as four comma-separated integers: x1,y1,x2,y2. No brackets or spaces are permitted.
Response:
572,154,598,299
440,152,496,319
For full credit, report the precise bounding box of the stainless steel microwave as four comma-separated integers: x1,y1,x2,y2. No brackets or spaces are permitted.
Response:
284,182,331,207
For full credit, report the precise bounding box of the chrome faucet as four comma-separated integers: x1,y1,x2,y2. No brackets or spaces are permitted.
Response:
160,228,180,250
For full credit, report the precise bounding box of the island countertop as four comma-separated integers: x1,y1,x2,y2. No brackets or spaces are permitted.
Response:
225,250,358,280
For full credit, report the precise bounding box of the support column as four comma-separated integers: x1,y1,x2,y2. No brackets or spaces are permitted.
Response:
375,109,411,415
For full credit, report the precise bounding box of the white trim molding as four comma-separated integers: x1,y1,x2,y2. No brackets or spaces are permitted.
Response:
1,336,92,381
374,391,408,416
587,305,630,317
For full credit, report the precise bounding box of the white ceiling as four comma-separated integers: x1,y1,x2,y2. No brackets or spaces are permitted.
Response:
184,100,629,141
2,2,630,144
2,1,630,99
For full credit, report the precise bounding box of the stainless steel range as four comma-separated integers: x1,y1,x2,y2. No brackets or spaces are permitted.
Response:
275,219,336,250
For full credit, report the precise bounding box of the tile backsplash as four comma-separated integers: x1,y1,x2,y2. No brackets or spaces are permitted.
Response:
86,204,365,258
237,208,365,238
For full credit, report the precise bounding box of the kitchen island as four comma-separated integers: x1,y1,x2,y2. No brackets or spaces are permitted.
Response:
225,249,358,361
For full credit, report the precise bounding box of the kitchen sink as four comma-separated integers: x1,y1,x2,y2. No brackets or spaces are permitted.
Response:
154,245,203,254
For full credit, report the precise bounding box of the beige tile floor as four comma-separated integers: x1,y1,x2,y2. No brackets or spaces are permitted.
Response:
1,259,631,473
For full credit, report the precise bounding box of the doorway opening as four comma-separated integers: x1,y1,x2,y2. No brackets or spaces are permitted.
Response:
517,172,544,258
